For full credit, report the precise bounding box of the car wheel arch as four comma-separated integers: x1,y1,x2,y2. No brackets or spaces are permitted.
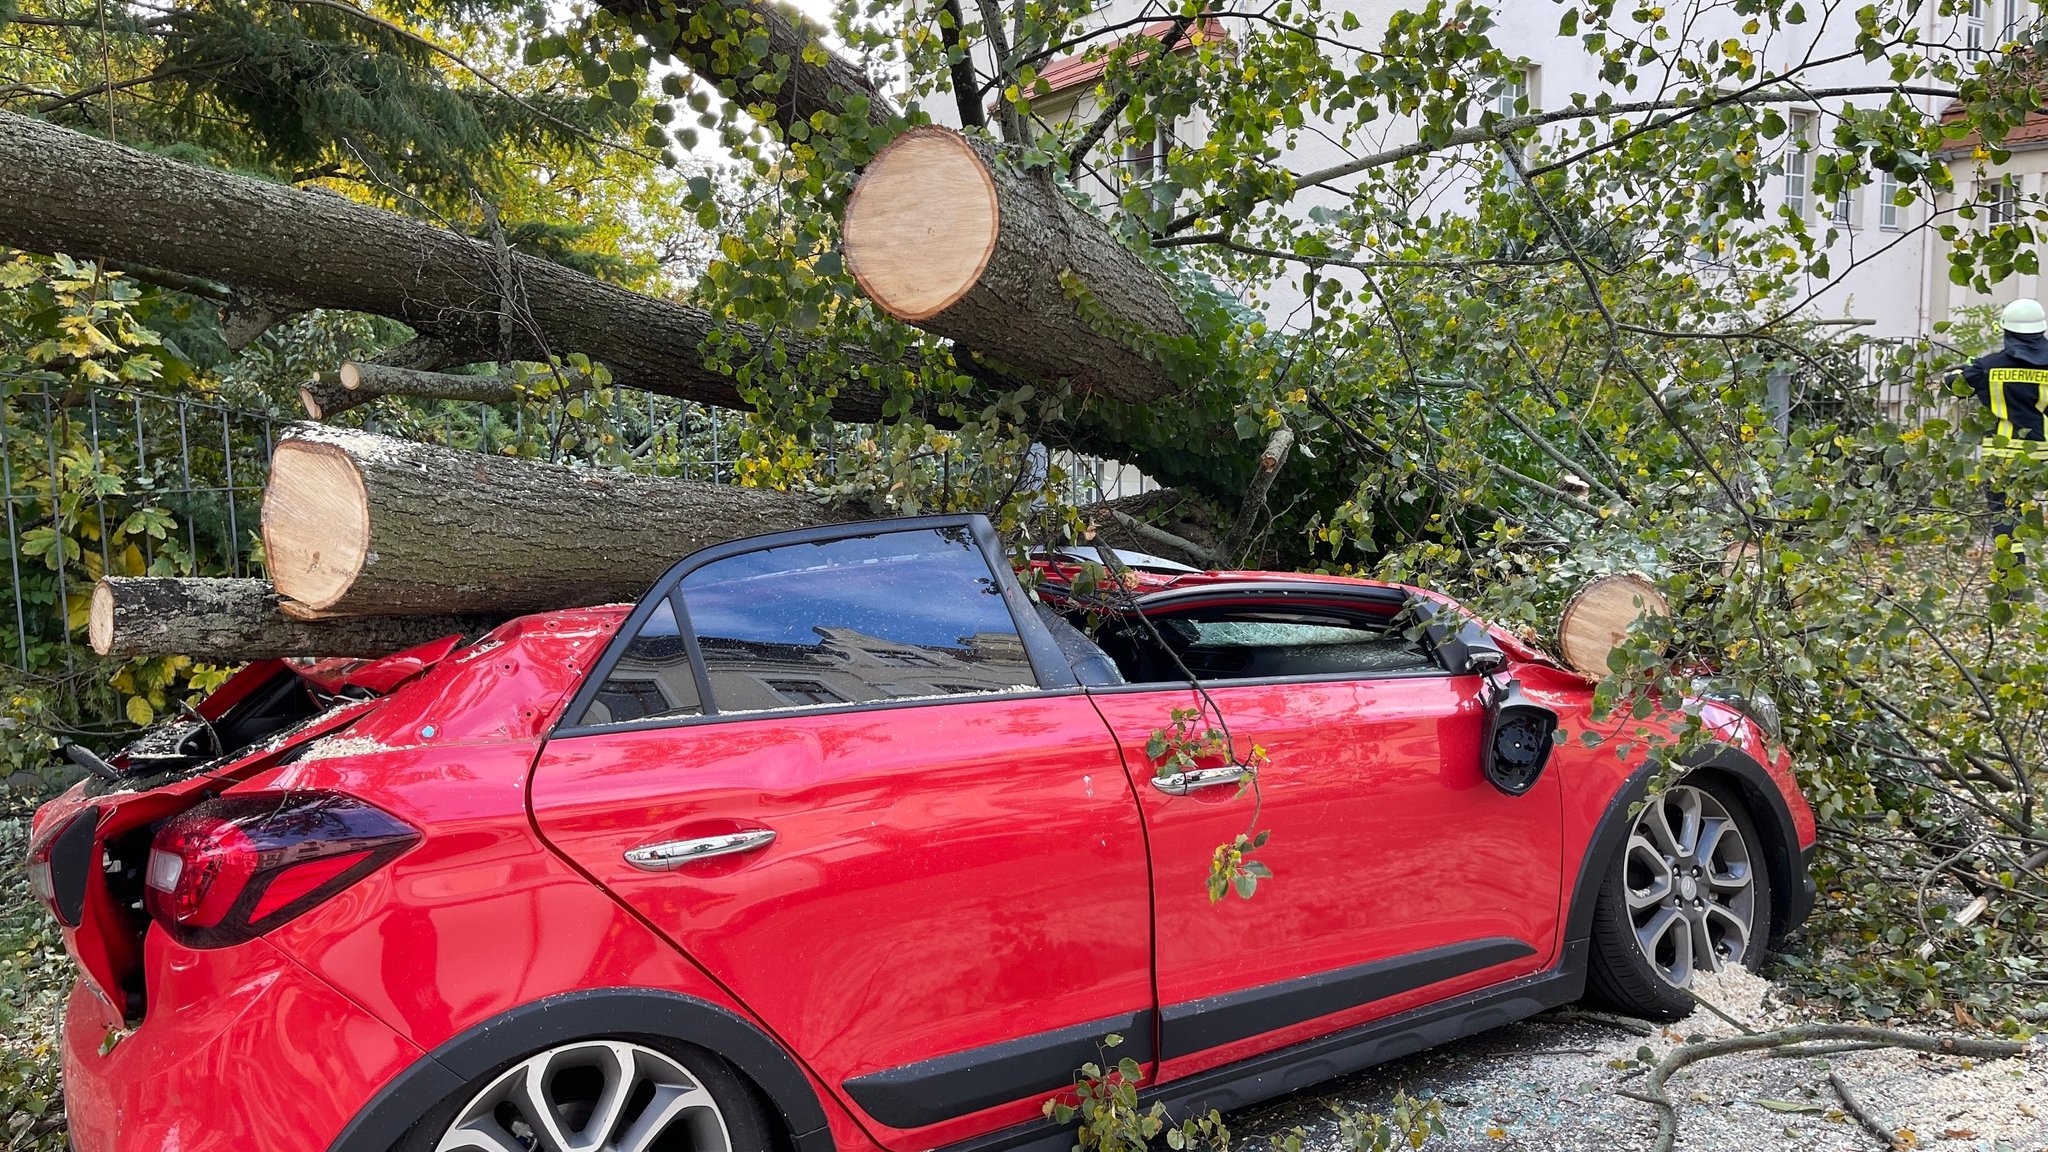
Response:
325,987,833,1152
1564,747,1807,955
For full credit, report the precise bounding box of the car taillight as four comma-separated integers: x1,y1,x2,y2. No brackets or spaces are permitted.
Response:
143,792,417,948
27,806,100,927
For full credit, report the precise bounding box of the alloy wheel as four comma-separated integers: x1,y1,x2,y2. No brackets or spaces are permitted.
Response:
435,1039,735,1152
1622,784,1757,987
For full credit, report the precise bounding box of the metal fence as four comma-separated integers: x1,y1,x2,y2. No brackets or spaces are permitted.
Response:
0,379,1157,676
2,378,280,677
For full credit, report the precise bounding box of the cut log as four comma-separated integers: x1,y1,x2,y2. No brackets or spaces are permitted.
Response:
342,362,518,402
0,110,907,424
300,371,354,421
301,364,522,421
261,423,856,618
90,577,499,662
842,127,1192,403
1556,574,1672,679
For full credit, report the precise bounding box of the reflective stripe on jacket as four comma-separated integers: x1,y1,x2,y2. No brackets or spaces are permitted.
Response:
1961,348,2048,459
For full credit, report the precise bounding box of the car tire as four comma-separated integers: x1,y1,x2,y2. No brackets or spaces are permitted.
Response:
396,1034,777,1152
1584,778,1774,1022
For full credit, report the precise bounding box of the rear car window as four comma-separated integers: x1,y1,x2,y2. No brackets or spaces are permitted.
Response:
679,527,1039,714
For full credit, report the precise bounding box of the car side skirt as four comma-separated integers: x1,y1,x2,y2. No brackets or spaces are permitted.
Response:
937,942,1589,1152
843,1011,1155,1130
844,939,1534,1130
1158,937,1536,1060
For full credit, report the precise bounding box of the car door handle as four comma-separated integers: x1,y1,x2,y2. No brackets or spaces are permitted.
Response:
1149,765,1251,796
624,829,777,871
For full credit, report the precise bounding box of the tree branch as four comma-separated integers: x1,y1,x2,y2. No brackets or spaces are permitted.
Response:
974,0,1028,145
1107,507,1219,567
280,0,653,160
936,0,985,131
1829,1071,1904,1151
1162,83,1958,236
37,60,215,114
1627,1025,2027,1152
1219,424,1292,564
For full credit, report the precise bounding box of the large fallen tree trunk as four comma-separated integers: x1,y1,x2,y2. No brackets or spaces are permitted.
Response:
90,577,500,661
842,127,1193,404
0,110,902,423
261,423,859,617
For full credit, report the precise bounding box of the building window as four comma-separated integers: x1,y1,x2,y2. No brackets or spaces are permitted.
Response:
1123,116,1174,182
1491,65,1536,117
1783,113,1815,218
1830,157,1856,227
764,679,844,706
1879,170,1903,230
1968,0,1988,54
2001,0,2028,42
1122,115,1176,213
1985,178,2020,227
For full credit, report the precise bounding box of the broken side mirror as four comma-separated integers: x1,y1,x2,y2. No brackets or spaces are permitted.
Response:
1482,674,1557,796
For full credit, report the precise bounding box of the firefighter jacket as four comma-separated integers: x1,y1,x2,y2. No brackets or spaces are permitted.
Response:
1961,331,2048,460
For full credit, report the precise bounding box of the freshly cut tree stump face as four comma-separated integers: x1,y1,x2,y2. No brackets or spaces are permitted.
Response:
262,439,371,612
87,581,118,656
1557,573,1671,679
842,127,999,322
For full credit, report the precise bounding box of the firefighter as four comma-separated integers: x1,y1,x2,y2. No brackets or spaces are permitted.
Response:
1960,298,2048,541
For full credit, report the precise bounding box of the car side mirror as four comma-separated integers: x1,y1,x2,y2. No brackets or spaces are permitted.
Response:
1482,674,1557,796
1408,597,1511,677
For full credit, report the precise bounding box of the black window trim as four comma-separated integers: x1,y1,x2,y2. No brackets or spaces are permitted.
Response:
552,514,1077,738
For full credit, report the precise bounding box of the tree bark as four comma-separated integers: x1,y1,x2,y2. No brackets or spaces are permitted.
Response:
301,363,522,421
1220,425,1294,564
90,577,500,661
0,110,906,423
261,423,860,617
841,127,1193,403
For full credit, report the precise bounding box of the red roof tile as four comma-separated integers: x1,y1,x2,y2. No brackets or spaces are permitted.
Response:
1031,17,1229,97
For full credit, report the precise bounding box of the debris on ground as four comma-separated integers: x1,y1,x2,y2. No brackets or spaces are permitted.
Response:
1231,967,2046,1151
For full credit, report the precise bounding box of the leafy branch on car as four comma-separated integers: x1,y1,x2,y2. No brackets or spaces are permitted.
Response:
1145,705,1274,902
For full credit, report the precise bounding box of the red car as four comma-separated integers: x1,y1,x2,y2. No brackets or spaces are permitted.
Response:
28,514,1815,1152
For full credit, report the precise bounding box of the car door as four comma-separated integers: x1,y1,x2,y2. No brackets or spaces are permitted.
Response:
1085,586,1563,1082
528,518,1154,1149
